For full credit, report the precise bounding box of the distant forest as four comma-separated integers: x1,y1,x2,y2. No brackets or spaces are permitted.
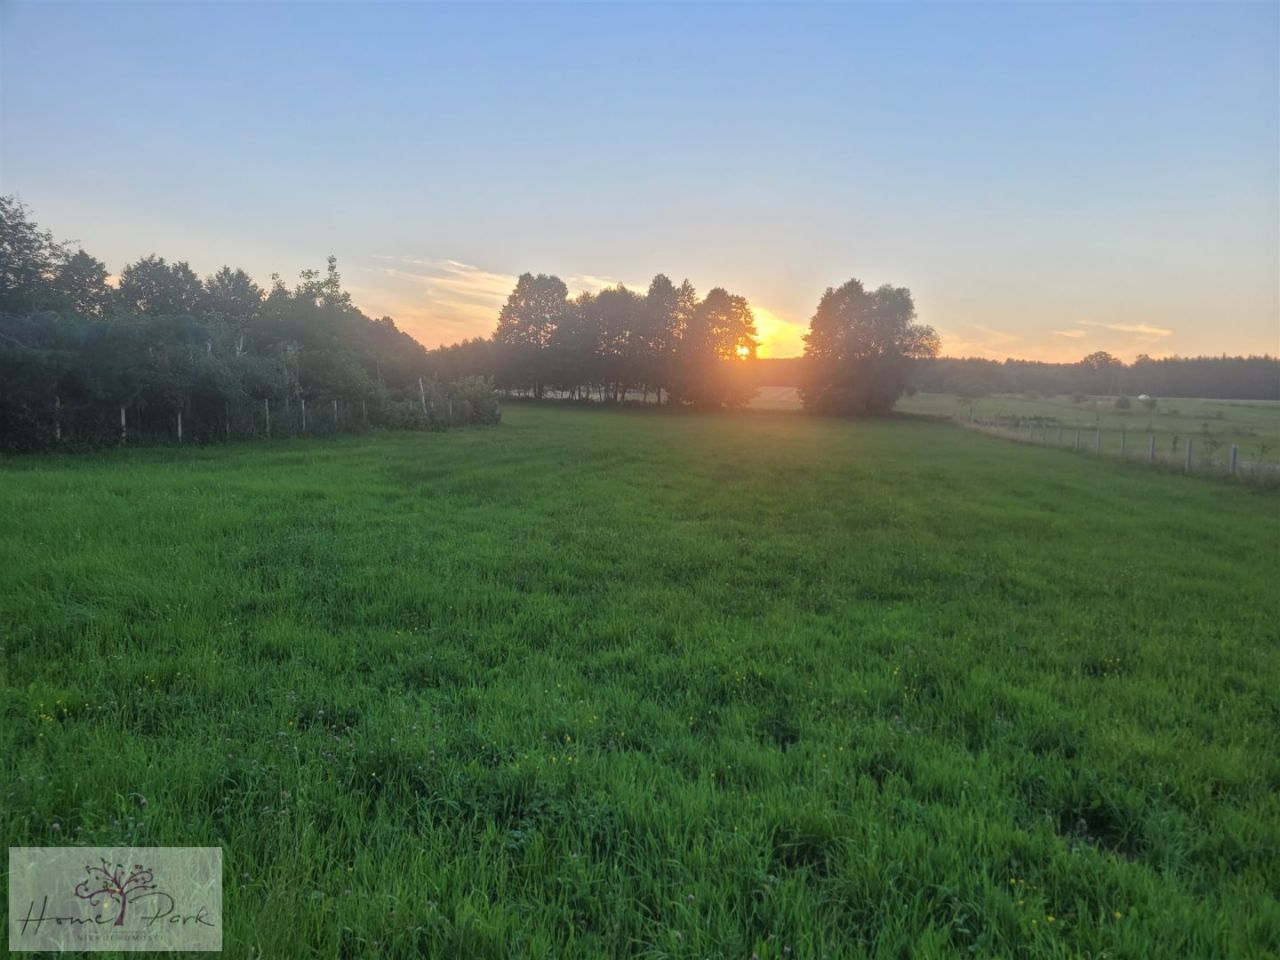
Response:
422,326,1279,404
746,355,1279,401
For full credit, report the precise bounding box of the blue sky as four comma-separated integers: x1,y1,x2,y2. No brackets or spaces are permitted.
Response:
2,1,1276,358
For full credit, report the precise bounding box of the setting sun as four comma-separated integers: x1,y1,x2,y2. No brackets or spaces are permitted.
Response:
750,305,808,359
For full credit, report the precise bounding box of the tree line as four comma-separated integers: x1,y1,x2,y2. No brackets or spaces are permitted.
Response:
448,272,940,415
0,197,499,453
11,192,1257,456
910,352,1280,402
746,353,1279,402
488,272,761,408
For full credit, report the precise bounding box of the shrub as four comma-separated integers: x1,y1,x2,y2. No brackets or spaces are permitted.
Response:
1114,395,1132,410
449,376,501,426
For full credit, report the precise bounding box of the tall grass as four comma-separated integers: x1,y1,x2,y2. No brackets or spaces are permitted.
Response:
2,407,1277,957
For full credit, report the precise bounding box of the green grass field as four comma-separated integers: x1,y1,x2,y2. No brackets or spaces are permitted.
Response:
3,406,1278,958
753,387,1280,470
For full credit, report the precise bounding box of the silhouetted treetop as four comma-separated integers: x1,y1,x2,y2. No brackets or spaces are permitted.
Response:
801,278,939,415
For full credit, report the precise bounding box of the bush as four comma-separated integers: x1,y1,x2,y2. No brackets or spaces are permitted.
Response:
448,376,501,426
1114,395,1131,410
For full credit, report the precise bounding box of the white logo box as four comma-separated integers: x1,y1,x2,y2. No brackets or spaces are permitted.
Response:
9,847,222,953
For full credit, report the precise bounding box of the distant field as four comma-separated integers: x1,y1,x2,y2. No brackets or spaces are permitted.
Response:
3,406,1278,957
753,387,1280,466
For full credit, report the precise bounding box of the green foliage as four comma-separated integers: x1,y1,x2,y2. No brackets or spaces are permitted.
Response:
0,196,66,315
3,407,1276,957
493,273,569,400
116,255,207,317
450,375,502,425
0,197,496,452
1114,394,1132,410
493,272,757,408
800,278,939,415
911,356,1279,402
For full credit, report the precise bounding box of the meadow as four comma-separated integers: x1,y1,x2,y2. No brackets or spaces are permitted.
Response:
2,405,1278,958
753,387,1280,471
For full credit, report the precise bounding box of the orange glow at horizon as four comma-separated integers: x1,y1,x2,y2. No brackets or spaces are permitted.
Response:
751,305,808,359
357,279,1234,365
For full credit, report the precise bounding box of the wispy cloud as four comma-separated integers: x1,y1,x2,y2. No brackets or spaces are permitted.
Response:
566,273,643,294
371,257,515,302
939,324,1024,359
1080,320,1172,338
1053,329,1086,338
353,257,651,346
352,258,517,345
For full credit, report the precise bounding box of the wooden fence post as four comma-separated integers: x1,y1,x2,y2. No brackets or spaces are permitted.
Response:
418,377,427,415
362,399,367,424
301,397,307,434
1120,431,1126,456
264,397,271,437
1149,434,1156,463
54,396,62,442
332,398,338,429
177,409,183,443
1230,444,1238,476
1184,438,1193,474
225,402,230,441
120,405,127,444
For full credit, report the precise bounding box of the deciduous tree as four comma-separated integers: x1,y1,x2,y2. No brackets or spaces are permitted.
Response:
800,278,938,415
493,273,569,399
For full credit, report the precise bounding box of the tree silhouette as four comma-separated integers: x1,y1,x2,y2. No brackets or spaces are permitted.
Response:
0,196,66,315
801,278,939,415
674,287,759,408
493,273,569,399
639,274,684,402
74,858,157,927
1080,350,1123,394
115,256,207,317
53,249,111,319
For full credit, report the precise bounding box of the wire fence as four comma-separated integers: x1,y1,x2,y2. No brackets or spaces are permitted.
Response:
3,377,500,454
958,415,1280,486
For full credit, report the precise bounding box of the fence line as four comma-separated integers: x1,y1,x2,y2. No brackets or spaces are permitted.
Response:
7,390,497,453
957,416,1277,485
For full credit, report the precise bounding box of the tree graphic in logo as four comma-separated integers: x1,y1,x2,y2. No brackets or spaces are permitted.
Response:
73,858,158,927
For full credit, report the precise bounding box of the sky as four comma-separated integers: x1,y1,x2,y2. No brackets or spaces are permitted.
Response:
2,1,1277,361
